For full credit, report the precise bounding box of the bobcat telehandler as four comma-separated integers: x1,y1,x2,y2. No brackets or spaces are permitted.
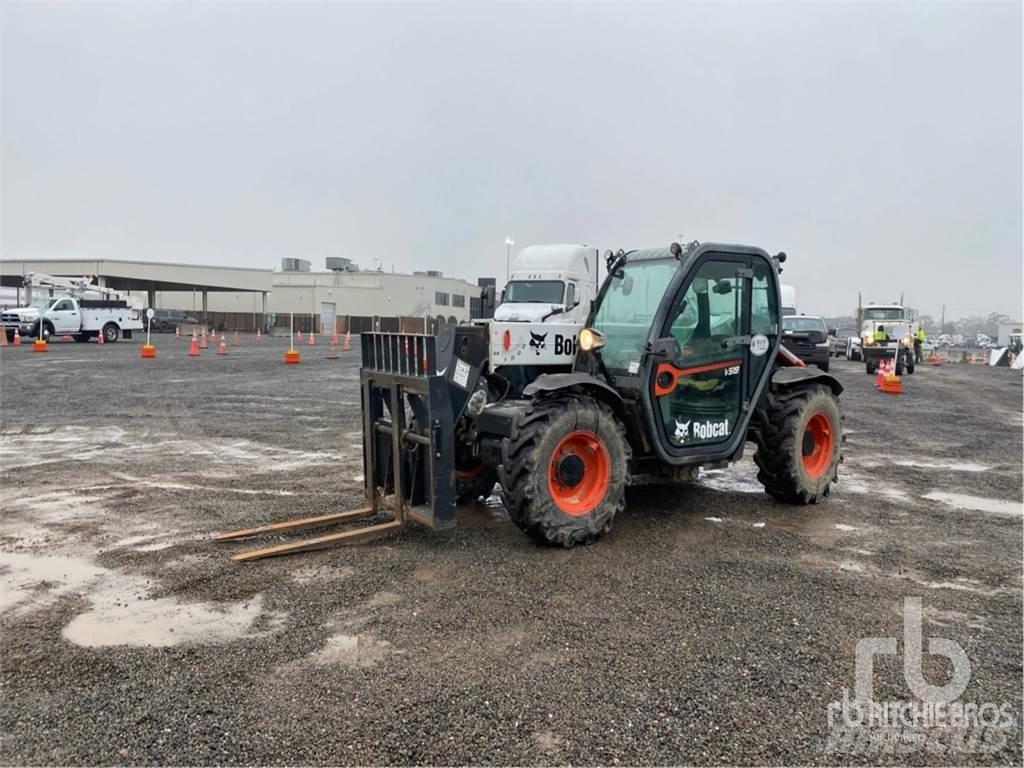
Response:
219,241,844,560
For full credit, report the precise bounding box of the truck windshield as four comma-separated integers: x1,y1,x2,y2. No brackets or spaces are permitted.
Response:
783,316,826,333
864,308,905,321
504,281,563,304
591,259,677,370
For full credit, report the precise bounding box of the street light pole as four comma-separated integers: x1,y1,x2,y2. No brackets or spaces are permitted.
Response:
505,237,514,284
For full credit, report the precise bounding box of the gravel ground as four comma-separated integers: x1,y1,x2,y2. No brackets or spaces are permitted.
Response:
1,336,1021,766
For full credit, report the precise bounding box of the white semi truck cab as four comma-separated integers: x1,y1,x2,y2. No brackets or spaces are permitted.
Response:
859,302,920,375
488,244,599,372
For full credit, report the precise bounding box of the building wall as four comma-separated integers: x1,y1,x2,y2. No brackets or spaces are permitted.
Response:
154,270,479,323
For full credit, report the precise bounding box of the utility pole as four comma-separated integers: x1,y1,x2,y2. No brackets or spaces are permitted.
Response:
941,304,946,333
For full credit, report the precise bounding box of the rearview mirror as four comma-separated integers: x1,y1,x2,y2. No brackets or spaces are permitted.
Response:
620,276,634,296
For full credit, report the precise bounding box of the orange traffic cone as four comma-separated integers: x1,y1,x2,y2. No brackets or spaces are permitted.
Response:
210,328,217,341
343,330,351,351
231,331,239,346
256,329,263,342
97,328,104,345
175,326,182,340
12,328,20,346
330,329,339,346
327,332,339,359
296,329,303,343
217,337,228,355
308,330,316,346
874,361,885,388
189,334,200,356
199,332,208,350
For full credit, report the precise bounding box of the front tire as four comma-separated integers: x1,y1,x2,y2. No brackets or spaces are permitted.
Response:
752,384,843,504
498,394,629,547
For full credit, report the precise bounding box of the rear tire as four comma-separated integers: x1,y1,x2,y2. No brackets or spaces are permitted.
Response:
499,394,629,547
102,323,119,343
456,464,498,504
865,360,877,374
752,384,843,504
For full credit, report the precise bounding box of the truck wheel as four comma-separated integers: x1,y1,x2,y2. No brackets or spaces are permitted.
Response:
753,384,843,504
865,360,876,374
40,321,55,340
499,394,629,547
905,352,915,374
102,323,120,343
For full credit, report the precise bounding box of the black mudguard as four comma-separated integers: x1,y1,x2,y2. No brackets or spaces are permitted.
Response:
522,372,627,412
771,366,843,396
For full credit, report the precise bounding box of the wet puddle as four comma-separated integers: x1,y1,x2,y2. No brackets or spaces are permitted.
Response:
922,492,1022,517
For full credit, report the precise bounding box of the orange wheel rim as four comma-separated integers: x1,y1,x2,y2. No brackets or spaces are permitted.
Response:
547,430,611,516
802,412,834,478
456,460,486,478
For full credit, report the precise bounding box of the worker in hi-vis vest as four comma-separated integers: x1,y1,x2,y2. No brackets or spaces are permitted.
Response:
914,326,926,363
874,325,887,343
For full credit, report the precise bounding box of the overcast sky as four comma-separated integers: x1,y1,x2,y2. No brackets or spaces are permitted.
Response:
2,1,1021,319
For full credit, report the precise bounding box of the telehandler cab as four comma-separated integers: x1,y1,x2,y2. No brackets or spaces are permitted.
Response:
218,241,843,559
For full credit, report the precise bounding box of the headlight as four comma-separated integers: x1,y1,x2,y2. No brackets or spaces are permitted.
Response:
902,335,912,346
578,327,606,352
862,334,873,346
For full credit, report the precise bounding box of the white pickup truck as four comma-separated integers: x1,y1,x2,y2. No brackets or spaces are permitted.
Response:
2,295,144,343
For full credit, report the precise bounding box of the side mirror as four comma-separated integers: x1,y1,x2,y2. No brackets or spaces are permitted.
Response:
829,327,837,337
649,336,681,359
481,285,496,308
566,283,578,308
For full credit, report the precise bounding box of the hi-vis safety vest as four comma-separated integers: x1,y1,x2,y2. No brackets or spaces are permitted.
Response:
874,328,886,342
916,328,926,342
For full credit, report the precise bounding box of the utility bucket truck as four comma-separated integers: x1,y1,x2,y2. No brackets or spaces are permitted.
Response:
1,273,144,343
218,241,844,561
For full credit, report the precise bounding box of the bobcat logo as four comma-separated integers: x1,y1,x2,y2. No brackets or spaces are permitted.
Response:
674,419,691,442
529,331,548,354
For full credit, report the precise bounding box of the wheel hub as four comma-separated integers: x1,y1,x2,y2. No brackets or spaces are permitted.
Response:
556,454,585,488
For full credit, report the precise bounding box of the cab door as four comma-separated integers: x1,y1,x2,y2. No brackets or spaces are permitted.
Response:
49,299,80,334
643,252,778,461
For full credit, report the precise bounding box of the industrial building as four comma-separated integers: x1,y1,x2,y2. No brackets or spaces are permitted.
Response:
0,257,489,333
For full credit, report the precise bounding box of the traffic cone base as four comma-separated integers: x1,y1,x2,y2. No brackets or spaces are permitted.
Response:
284,348,301,364
32,338,48,353
141,344,156,358
880,374,903,394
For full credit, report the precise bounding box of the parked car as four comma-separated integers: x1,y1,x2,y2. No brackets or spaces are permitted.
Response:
782,315,831,371
151,309,199,332
828,327,858,357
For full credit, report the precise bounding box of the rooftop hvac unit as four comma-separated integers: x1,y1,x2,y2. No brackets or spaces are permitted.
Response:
326,257,354,272
426,270,443,278
281,258,312,272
